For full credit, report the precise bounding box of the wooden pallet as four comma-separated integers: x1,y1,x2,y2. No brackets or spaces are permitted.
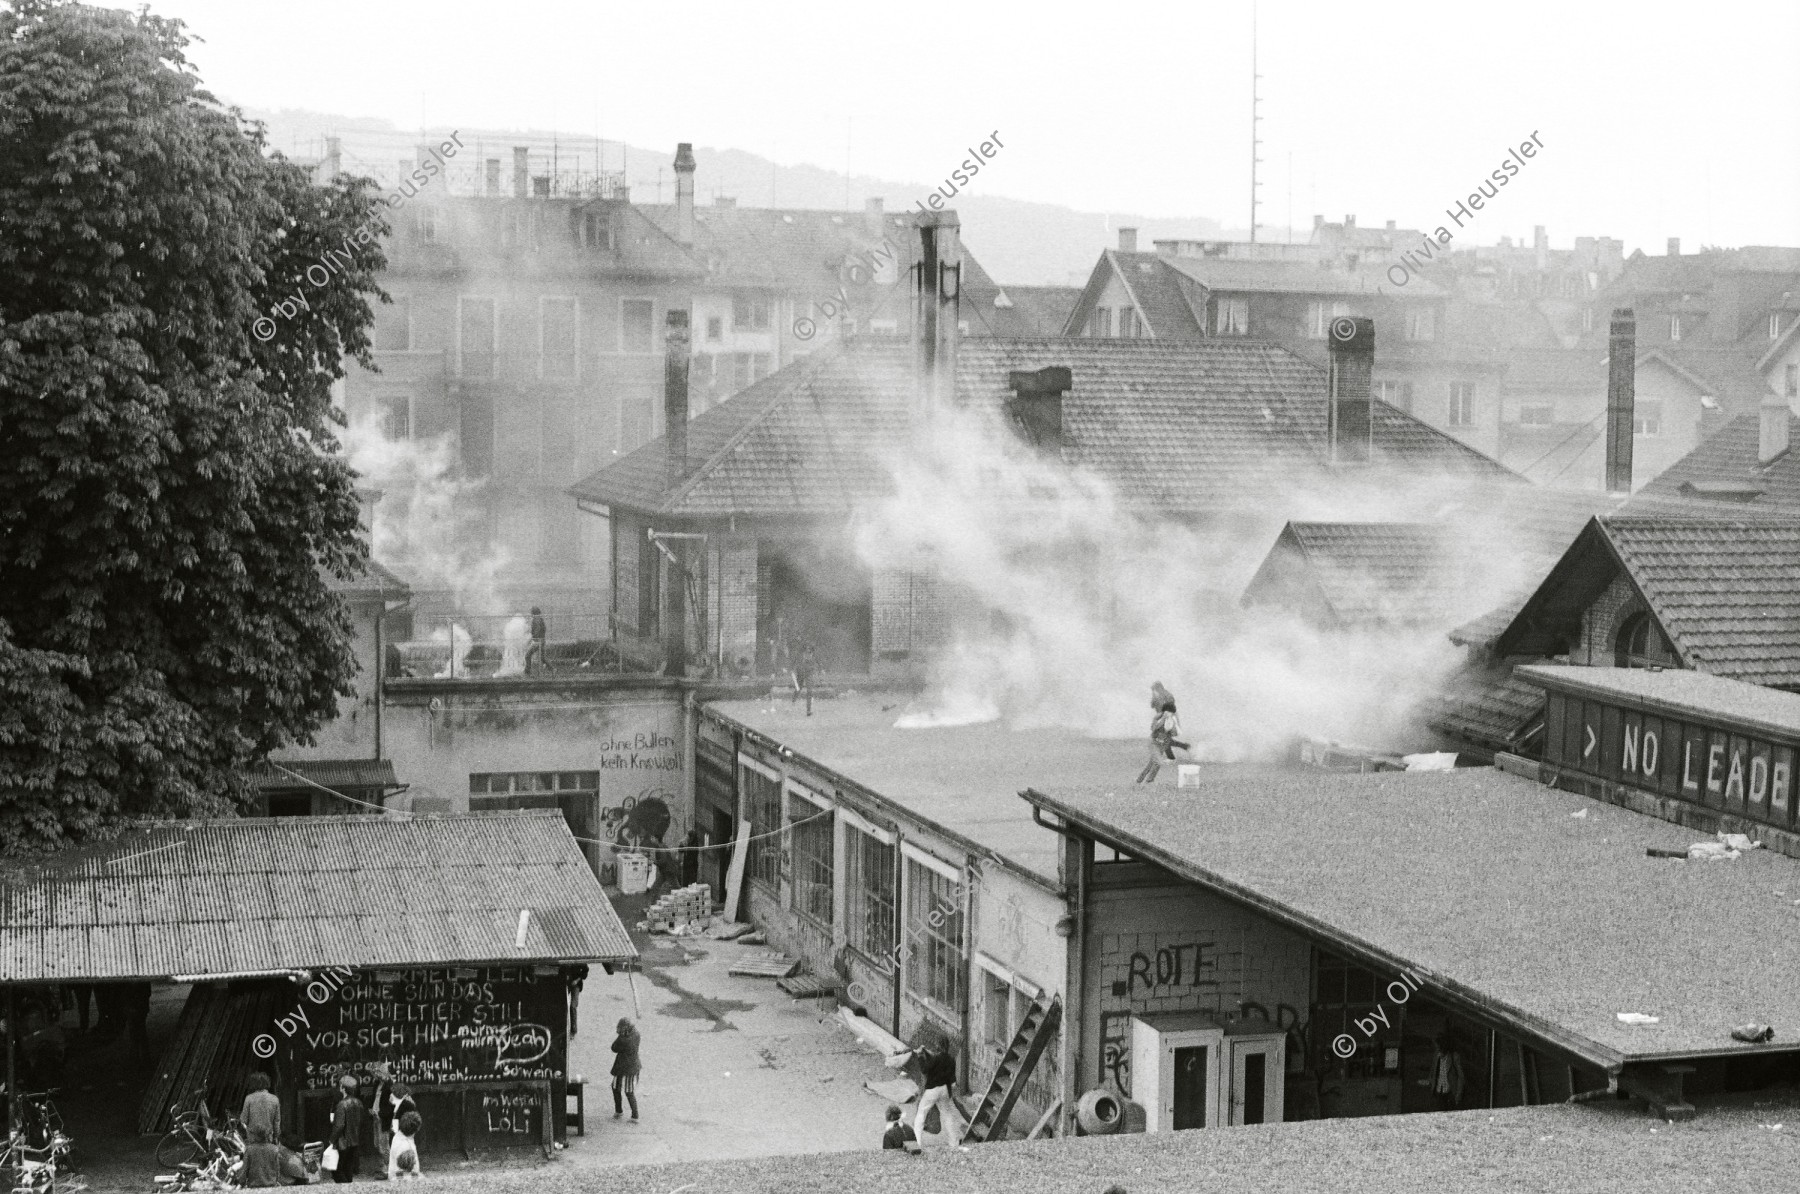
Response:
727,954,799,978
776,973,839,998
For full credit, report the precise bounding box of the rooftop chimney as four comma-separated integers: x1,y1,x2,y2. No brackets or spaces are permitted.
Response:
324,136,341,180
1313,214,1324,231
915,211,962,410
1385,219,1396,232
1761,392,1791,465
1345,215,1356,230
512,147,529,199
1667,237,1681,257
1534,225,1548,270
1119,227,1138,253
865,196,884,233
1605,308,1636,493
1326,317,1375,464
1005,366,1072,449
673,142,697,246
484,158,500,195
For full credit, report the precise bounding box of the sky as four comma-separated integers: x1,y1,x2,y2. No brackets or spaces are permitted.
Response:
133,0,1800,256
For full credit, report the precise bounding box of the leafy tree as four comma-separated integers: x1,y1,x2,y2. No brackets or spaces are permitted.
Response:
0,0,389,852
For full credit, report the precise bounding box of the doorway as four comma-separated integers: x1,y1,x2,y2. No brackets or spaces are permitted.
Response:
1172,1045,1210,1130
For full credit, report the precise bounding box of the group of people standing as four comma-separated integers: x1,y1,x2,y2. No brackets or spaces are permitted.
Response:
239,1068,420,1185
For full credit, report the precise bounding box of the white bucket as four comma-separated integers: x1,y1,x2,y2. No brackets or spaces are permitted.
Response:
617,851,655,894
1176,764,1201,788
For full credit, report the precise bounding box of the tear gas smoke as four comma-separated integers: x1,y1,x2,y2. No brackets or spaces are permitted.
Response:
342,413,509,613
855,400,1552,760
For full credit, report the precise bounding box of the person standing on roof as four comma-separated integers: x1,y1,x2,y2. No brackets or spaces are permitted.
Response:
1135,682,1191,784
526,607,548,675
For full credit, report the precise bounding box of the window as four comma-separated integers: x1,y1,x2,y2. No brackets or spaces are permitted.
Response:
1090,306,1112,338
1405,307,1435,341
732,293,771,331
375,297,412,351
706,315,723,342
1615,611,1677,669
1374,380,1413,413
1517,404,1555,428
1448,383,1475,427
844,826,896,964
540,297,578,381
745,764,784,891
1214,297,1248,336
1309,301,1350,338
458,297,496,380
983,970,1012,1057
1786,364,1798,399
1670,315,1682,342
578,209,611,252
1634,399,1663,437
1119,308,1138,338
905,859,964,1012
1582,308,1594,333
1771,312,1784,340
620,299,654,353
414,204,438,242
370,390,412,440
788,795,833,926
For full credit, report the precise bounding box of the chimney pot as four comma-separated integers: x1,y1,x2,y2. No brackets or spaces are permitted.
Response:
1326,317,1375,464
1118,227,1138,253
915,211,962,410
1605,308,1637,493
1667,237,1681,257
1313,214,1324,230
512,147,529,199
1385,219,1396,232
1345,215,1356,229
673,142,697,246
1761,393,1791,465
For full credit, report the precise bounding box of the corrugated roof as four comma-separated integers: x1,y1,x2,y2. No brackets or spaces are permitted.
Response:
1029,768,1800,1063
253,758,399,793
0,812,635,981
1518,664,1800,742
570,338,1518,519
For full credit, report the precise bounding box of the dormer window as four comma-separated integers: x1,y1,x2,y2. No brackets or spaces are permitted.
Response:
1005,367,1072,450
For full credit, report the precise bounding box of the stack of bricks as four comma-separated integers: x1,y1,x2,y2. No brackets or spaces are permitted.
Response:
645,883,714,932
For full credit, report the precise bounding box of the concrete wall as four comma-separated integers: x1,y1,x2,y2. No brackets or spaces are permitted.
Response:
1081,862,1311,1103
284,594,385,762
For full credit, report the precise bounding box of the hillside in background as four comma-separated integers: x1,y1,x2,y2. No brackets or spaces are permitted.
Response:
245,108,1288,287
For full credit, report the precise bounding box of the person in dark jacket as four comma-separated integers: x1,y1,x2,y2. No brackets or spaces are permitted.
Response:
896,1041,959,1145
610,1018,642,1122
881,1104,920,1153
329,1073,364,1183
241,1072,281,1145
526,608,548,675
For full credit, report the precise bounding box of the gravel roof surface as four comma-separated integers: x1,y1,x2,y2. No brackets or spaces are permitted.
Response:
1518,664,1800,741
1031,767,1800,1063
715,695,1147,885
426,1094,1800,1194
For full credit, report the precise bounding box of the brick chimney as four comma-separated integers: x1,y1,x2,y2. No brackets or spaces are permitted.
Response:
1761,392,1791,465
662,308,693,674
1119,227,1138,253
1667,237,1681,257
1605,308,1636,493
1326,317,1375,464
673,142,697,246
915,212,962,410
512,147,529,199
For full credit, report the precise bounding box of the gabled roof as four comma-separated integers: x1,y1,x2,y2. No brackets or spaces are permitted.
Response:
569,337,1519,519
636,203,900,288
1638,346,1775,420
0,811,636,981
1756,313,1800,371
986,284,1082,337
1640,410,1800,508
1493,516,1800,689
1241,522,1468,629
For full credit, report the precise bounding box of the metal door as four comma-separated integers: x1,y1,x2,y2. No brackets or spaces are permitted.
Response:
1229,1038,1280,1125
1171,1045,1210,1130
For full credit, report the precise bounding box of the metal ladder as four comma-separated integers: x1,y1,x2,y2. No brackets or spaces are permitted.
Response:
961,996,1062,1144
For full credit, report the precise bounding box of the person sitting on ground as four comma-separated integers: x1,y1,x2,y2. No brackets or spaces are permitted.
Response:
387,1109,422,1180
881,1104,920,1154
241,1138,289,1188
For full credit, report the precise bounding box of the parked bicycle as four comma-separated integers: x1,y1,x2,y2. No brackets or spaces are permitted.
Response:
154,1101,243,1172
0,1088,75,1194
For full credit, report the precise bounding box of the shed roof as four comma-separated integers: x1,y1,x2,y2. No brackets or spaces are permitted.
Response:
0,811,635,981
570,337,1517,519
253,758,400,794
1518,664,1800,743
1027,767,1800,1065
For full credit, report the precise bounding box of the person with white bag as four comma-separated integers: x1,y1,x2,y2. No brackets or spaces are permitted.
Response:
324,1074,364,1183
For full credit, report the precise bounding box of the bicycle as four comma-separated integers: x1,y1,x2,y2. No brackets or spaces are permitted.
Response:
0,1123,74,1194
154,1102,243,1172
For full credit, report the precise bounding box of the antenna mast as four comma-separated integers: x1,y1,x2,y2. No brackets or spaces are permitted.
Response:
1250,4,1262,243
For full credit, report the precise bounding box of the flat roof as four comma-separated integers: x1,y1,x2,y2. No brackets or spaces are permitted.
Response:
0,811,637,981
1518,664,1800,743
425,1093,1800,1194
1026,767,1800,1066
711,696,1151,888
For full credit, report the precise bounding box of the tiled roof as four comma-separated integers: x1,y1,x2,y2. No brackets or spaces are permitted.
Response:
637,204,896,288
1602,518,1800,689
1163,254,1448,298
1242,522,1469,628
1106,252,1205,337
986,285,1082,337
1639,347,1778,421
1029,768,1800,1062
570,338,1519,518
1430,664,1546,752
1518,664,1800,742
0,812,636,981
1639,411,1800,509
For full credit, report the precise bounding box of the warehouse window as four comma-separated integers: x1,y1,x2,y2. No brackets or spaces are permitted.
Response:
844,826,896,964
745,765,784,891
905,860,964,1013
788,796,833,926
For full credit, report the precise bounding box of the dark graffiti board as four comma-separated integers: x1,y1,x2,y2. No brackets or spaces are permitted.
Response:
463,1082,551,1151
286,967,566,1091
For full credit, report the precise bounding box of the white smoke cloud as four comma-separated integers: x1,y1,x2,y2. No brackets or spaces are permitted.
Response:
855,399,1549,760
341,413,510,615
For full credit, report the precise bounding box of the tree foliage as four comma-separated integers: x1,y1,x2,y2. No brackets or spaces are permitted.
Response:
0,0,389,851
